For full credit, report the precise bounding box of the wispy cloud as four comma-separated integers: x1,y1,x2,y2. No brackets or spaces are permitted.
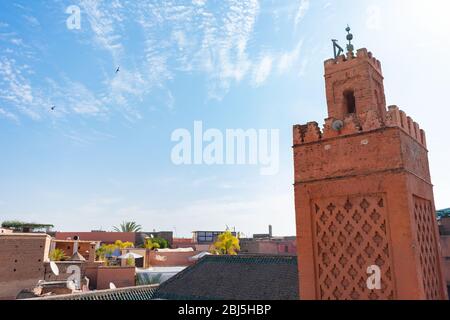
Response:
0,1,308,123
294,0,310,28
252,54,273,87
0,57,41,120
0,107,19,123
277,40,303,74
79,0,124,62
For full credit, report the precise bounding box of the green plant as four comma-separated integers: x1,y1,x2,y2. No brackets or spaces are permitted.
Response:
126,257,135,266
49,248,68,261
1,220,54,232
114,240,134,249
210,231,240,255
96,244,116,261
142,237,168,250
113,221,142,232
143,238,160,250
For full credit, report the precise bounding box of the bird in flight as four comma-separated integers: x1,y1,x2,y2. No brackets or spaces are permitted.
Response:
115,66,120,74
51,105,56,111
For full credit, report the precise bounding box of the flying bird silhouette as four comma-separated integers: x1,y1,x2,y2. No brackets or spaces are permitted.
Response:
115,66,120,74
51,106,56,111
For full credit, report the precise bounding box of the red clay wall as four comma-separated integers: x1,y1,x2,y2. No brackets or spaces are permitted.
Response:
55,232,135,244
0,234,51,299
147,251,197,267
96,266,135,290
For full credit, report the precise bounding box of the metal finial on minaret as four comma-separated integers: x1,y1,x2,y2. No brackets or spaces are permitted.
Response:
346,25,354,54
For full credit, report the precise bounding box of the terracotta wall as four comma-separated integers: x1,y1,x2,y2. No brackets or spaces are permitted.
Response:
147,251,198,267
96,266,135,290
0,234,51,300
240,239,297,255
53,241,96,260
55,232,135,244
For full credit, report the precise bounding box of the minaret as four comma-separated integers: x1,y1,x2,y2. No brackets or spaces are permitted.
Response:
293,27,447,300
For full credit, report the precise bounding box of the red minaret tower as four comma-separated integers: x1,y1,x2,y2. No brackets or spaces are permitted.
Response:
293,28,448,300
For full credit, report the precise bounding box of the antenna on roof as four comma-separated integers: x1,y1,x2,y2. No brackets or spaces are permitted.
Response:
332,39,343,59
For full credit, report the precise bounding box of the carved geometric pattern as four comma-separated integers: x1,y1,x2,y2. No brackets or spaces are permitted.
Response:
413,196,441,300
312,194,395,300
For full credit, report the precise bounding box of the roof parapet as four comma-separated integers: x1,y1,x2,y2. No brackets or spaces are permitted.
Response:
294,106,427,148
324,48,382,75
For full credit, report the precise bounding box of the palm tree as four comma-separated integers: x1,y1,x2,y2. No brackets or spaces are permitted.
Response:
113,221,142,232
49,248,68,261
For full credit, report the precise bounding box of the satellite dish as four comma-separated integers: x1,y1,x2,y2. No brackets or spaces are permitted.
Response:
109,282,117,290
50,261,60,276
331,120,344,131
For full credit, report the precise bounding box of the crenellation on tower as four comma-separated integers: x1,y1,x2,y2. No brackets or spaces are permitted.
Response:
385,105,427,148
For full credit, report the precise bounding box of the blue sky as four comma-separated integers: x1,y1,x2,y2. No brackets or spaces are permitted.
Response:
1,0,449,237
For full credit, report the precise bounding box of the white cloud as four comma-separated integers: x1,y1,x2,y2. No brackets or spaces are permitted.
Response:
252,55,273,87
79,0,124,62
0,107,19,123
0,1,264,121
23,15,40,27
294,0,310,28
277,40,303,74
0,57,41,120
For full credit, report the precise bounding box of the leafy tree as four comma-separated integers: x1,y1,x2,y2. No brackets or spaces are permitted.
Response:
96,244,116,261
2,220,54,232
113,221,142,232
114,240,134,249
210,231,240,255
49,248,68,261
150,237,169,249
143,238,160,250
96,240,135,265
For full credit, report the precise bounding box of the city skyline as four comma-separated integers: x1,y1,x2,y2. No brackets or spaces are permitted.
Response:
1,0,450,237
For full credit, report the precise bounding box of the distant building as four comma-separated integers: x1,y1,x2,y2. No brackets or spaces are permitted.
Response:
437,208,450,220
239,226,297,255
172,237,195,249
0,228,13,234
54,231,173,248
192,230,237,244
438,216,450,296
51,239,100,261
1,221,54,233
0,233,51,299
54,231,136,244
240,237,297,256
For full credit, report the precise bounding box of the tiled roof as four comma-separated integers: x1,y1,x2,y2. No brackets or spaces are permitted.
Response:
28,285,158,300
154,255,299,300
